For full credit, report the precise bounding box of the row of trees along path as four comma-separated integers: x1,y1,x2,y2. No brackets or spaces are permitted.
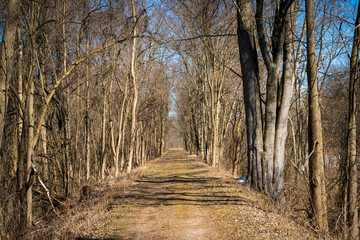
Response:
65,150,314,239
0,0,359,239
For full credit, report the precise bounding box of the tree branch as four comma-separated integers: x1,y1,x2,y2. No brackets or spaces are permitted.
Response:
255,0,272,70
32,37,129,150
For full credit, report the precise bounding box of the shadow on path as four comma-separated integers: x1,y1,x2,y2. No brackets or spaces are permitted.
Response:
112,151,250,207
80,149,315,240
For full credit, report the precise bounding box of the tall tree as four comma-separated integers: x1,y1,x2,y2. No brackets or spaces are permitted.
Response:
0,1,21,234
255,0,296,201
235,0,264,190
127,0,139,173
305,0,329,233
236,0,297,199
344,1,360,239
0,0,21,153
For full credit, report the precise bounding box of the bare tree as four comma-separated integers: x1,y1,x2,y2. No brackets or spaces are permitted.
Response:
343,1,360,239
0,0,21,151
127,0,139,174
235,0,264,190
305,0,329,232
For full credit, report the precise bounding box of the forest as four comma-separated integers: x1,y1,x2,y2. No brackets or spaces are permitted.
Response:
0,0,359,239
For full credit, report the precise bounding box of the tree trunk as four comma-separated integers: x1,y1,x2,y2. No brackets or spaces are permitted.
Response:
63,1,73,195
101,78,108,179
293,20,306,184
85,39,91,181
41,125,48,180
127,0,139,174
212,98,221,168
271,0,299,201
23,0,41,226
112,82,128,177
305,0,329,232
26,68,34,226
0,42,4,155
255,0,294,200
74,33,81,186
60,1,72,195
120,98,130,172
202,102,208,163
14,26,23,178
344,2,360,239
191,107,200,155
0,0,21,151
236,0,264,190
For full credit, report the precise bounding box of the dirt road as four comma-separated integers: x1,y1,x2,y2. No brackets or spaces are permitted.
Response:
80,150,314,239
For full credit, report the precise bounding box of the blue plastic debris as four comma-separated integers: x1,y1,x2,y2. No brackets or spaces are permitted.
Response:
236,177,247,183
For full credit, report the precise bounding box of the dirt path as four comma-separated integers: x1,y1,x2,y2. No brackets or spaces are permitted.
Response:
81,150,314,239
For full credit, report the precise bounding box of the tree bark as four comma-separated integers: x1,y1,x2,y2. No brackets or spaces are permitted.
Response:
26,66,34,226
24,0,40,226
344,2,360,239
127,0,139,174
0,0,21,151
101,76,108,179
14,26,23,178
236,0,264,190
272,0,299,201
85,37,91,181
120,98,130,172
255,0,295,201
212,95,221,168
111,79,128,177
305,0,329,232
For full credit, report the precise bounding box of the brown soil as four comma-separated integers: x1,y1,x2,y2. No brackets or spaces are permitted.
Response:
69,149,315,240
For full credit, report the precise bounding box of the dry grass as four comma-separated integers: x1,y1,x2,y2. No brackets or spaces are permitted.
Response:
27,160,154,240
26,151,323,239
280,167,344,239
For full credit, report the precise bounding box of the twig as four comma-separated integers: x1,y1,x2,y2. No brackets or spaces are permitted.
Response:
33,167,60,217
307,141,318,161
